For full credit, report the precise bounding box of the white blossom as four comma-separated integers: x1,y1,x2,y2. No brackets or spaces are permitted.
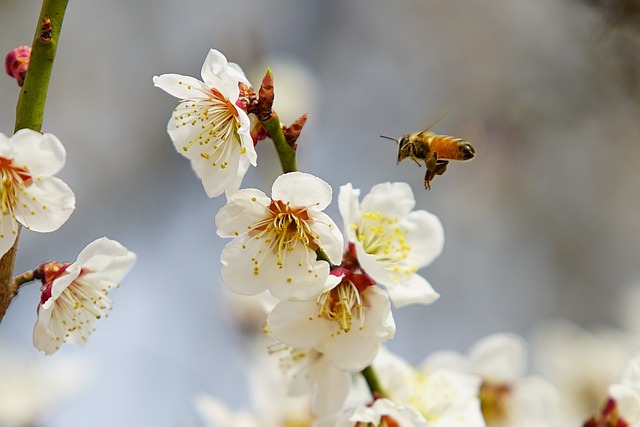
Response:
153,49,257,198
268,271,395,372
33,237,136,355
338,182,443,307
216,172,343,301
0,129,75,256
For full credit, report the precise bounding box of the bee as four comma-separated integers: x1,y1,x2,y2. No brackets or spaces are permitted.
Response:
381,126,475,190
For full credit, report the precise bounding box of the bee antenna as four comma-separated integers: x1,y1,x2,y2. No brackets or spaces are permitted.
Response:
379,135,397,142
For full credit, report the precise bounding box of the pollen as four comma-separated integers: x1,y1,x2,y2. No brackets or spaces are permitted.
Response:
355,210,415,278
248,199,318,266
316,280,363,334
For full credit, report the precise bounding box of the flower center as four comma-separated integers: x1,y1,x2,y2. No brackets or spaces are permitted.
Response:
0,157,31,216
479,381,512,424
55,270,114,322
316,279,363,333
174,83,247,169
354,211,416,280
252,200,319,267
406,370,461,423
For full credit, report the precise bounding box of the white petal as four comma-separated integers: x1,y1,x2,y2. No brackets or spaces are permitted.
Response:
221,237,328,300
360,182,416,218
268,299,326,349
467,333,528,383
220,236,269,296
0,214,19,257
386,273,440,307
153,74,211,100
322,287,394,372
611,384,640,425
74,237,137,283
338,183,361,242
13,176,75,232
271,172,333,211
402,210,445,269
308,210,344,264
354,241,394,284
215,189,271,237
184,132,246,198
10,130,66,176
32,303,58,355
309,357,352,417
200,49,241,101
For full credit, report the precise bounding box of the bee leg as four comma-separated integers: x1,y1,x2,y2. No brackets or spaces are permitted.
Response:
434,160,449,176
423,153,438,190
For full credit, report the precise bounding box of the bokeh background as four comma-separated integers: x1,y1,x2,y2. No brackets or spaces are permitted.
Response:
2,0,640,426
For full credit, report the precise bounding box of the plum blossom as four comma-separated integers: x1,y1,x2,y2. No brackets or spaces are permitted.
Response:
215,172,343,301
373,348,486,427
267,269,395,372
605,353,640,427
0,129,75,256
153,49,257,198
330,398,428,427
427,333,559,427
33,237,136,355
338,182,443,307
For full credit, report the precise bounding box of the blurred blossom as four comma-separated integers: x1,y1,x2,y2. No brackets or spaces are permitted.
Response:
427,333,559,427
608,352,640,426
196,354,314,427
372,347,486,427
530,319,637,425
0,348,89,426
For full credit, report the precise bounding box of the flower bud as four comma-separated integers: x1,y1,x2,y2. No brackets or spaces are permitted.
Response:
282,113,308,148
257,68,274,121
5,45,31,87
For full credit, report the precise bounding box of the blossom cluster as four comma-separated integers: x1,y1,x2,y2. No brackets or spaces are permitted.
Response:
0,124,135,355
153,48,640,427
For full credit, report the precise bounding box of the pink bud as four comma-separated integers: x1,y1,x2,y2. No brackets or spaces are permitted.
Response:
5,45,31,87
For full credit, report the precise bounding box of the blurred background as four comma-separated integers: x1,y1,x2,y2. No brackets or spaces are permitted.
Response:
2,0,640,425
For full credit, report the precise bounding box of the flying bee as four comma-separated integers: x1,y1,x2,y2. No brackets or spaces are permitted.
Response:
381,127,475,190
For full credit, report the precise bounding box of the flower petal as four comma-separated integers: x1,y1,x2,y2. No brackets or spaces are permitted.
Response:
215,188,271,237
271,172,333,210
386,273,440,307
402,210,445,269
153,74,211,100
307,210,343,265
14,177,75,233
0,213,19,257
10,130,66,176
360,182,416,218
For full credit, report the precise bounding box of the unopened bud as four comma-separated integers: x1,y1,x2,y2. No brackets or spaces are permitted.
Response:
282,113,308,148
5,45,31,87
257,68,274,121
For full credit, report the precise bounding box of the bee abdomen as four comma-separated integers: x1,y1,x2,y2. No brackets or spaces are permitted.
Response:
428,135,475,161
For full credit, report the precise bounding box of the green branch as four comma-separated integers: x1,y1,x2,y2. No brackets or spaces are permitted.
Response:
361,364,388,399
0,0,70,324
261,113,297,174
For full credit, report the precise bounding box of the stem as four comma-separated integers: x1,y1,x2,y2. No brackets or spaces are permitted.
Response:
15,0,70,133
0,0,69,324
361,365,388,399
12,270,36,288
262,113,297,174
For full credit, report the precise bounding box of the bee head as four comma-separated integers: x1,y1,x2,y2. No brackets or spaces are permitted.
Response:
458,142,476,160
